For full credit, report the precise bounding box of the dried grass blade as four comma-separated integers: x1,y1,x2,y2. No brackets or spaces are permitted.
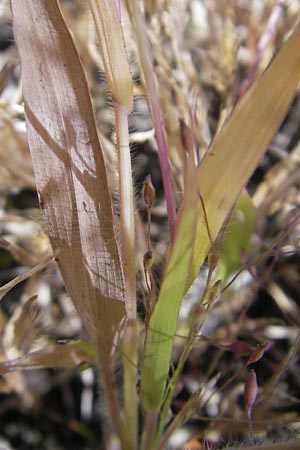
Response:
10,0,125,349
87,0,133,111
10,0,125,436
0,344,94,374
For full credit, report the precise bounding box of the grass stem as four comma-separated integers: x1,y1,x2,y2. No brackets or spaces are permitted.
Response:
125,0,176,243
114,102,138,450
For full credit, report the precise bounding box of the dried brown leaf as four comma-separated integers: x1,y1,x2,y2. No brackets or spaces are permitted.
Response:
0,344,94,374
10,0,126,354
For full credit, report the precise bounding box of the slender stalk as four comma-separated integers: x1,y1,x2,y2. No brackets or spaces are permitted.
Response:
140,409,159,450
86,1,137,446
156,332,195,439
121,320,138,450
114,102,138,450
154,391,201,450
125,0,176,243
97,354,124,444
114,102,136,318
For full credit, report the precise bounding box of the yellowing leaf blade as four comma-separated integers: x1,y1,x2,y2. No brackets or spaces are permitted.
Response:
141,24,300,410
192,23,300,282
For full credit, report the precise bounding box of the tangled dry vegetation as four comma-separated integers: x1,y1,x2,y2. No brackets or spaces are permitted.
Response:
0,0,300,449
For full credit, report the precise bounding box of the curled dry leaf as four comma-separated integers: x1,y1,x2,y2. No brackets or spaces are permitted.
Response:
0,343,94,374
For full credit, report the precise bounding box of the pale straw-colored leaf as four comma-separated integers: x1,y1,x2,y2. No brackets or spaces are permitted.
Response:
87,0,133,111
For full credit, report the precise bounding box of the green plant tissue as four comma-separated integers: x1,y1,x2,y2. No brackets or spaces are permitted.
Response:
219,190,256,282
